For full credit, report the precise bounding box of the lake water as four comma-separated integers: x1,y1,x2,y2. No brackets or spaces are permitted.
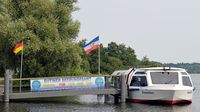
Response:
0,74,200,112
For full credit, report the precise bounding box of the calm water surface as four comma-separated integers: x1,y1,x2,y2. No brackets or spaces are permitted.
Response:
0,74,200,112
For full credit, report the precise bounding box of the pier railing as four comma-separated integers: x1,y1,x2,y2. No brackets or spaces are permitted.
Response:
6,75,121,93
0,72,127,103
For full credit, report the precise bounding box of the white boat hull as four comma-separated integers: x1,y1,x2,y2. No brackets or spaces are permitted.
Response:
127,86,193,104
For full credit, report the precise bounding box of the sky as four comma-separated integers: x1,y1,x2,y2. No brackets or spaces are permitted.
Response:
73,0,200,63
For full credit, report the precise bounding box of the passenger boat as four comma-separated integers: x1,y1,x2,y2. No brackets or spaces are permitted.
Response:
112,67,194,104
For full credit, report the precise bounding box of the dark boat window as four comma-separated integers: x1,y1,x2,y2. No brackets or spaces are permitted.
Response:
150,72,178,84
182,76,192,87
135,72,146,75
130,76,147,87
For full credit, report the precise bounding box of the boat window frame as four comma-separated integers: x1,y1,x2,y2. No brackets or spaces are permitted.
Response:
182,76,193,87
129,75,148,87
148,71,180,85
134,71,146,75
181,72,188,75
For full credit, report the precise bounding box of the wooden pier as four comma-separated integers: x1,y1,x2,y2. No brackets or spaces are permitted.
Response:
0,70,127,103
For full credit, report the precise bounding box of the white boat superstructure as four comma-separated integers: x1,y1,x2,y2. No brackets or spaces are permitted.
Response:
113,67,194,104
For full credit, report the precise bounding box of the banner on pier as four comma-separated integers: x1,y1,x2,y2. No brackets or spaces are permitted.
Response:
30,77,105,91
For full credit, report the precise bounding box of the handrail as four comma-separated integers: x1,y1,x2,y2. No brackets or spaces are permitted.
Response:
0,74,123,81
11,75,111,81
0,75,123,91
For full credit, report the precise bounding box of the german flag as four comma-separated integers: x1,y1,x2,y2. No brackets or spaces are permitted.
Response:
13,41,24,54
13,36,30,54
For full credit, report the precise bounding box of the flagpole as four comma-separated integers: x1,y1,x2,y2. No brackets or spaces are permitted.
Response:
98,42,100,75
19,42,24,93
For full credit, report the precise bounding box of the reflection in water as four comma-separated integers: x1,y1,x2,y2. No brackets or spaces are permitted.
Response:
1,103,9,112
126,103,192,112
173,104,192,112
0,95,192,112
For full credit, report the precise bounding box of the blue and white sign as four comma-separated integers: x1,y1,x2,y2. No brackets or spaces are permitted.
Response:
31,77,105,91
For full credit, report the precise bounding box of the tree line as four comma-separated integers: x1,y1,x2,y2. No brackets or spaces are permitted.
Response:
163,63,200,74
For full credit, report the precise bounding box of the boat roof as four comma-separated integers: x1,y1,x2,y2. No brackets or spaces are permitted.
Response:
111,67,187,75
111,70,128,75
136,67,186,71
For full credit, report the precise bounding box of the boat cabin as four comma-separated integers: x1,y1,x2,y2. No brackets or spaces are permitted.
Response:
127,67,193,88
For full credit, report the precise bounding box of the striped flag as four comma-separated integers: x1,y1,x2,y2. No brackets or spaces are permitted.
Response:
13,41,24,54
13,37,29,54
83,36,100,54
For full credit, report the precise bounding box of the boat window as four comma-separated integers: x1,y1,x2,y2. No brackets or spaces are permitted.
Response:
117,72,121,75
181,72,188,75
130,76,147,87
182,76,192,87
135,72,146,75
150,72,178,84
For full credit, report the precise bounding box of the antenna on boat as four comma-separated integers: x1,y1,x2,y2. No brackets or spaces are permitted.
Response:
163,66,171,71
163,66,166,71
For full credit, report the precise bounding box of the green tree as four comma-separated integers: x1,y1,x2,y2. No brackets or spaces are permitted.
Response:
78,39,90,72
140,56,161,67
102,57,124,74
84,42,137,74
0,0,81,77
107,42,137,68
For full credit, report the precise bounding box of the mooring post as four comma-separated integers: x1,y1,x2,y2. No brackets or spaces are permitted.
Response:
114,94,119,104
120,75,127,103
4,70,10,103
9,72,13,94
104,76,110,102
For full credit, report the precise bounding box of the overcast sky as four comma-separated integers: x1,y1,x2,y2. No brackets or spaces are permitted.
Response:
73,0,200,63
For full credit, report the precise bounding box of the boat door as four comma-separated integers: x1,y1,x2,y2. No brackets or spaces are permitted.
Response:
128,72,148,92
